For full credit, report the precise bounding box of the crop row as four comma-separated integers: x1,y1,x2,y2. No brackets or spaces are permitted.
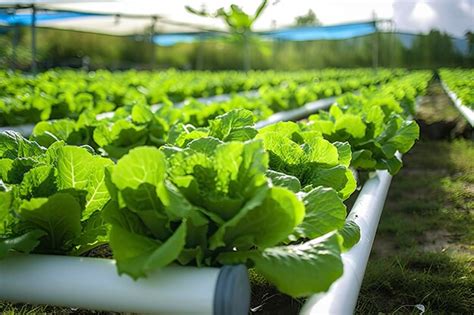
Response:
18,70,402,159
0,69,404,127
439,69,474,109
0,71,431,299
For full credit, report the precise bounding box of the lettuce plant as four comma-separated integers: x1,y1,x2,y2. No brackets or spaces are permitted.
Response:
0,131,112,257
104,138,356,297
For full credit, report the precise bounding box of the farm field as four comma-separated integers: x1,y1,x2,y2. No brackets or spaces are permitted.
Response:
0,68,472,315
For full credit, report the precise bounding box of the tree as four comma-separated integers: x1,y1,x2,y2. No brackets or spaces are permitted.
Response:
186,1,269,70
294,9,321,27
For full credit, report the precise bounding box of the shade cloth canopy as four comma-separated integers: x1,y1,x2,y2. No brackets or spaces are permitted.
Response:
261,22,377,41
0,0,388,36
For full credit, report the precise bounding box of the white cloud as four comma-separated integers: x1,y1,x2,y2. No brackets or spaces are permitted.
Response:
393,0,474,37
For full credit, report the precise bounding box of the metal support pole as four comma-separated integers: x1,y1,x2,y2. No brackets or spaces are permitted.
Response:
195,34,204,70
372,14,378,70
271,20,277,69
243,33,251,71
30,5,38,74
150,16,157,70
373,32,379,69
11,25,19,70
31,5,37,74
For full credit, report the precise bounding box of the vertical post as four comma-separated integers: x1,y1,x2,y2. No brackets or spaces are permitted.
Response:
31,5,37,74
11,25,19,70
243,32,251,71
271,20,277,69
150,16,157,70
195,33,205,70
372,13,378,70
390,20,395,68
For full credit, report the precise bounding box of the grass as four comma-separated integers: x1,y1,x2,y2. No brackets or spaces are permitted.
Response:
0,302,118,315
355,139,474,314
357,252,473,314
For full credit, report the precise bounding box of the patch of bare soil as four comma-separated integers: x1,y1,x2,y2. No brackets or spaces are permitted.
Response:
422,230,474,256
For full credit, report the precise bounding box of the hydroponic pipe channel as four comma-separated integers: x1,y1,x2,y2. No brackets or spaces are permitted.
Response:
441,81,474,127
0,90,261,135
255,97,337,129
300,162,397,314
0,254,250,315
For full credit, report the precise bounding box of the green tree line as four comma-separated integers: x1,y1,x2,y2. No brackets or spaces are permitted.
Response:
0,27,472,71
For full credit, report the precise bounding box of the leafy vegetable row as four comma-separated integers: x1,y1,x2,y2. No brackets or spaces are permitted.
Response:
0,71,429,298
27,70,402,159
0,68,384,127
439,69,474,109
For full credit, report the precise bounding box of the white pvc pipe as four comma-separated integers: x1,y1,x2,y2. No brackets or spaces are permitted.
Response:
95,90,261,120
441,81,474,127
1,91,329,136
171,90,260,109
0,254,249,315
255,97,336,129
0,124,34,136
300,167,395,315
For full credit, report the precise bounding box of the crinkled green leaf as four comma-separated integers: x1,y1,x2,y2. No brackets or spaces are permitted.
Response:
0,230,47,258
351,149,377,169
84,157,114,219
0,190,12,234
208,109,257,142
0,158,13,181
293,186,346,239
252,232,343,297
266,170,301,193
111,146,167,213
56,146,93,191
334,142,352,167
110,221,187,279
0,131,45,159
382,120,419,155
167,138,268,221
73,211,109,251
338,220,360,251
19,165,55,198
377,156,403,175
334,114,366,139
131,104,154,124
257,123,353,196
210,186,304,250
93,119,148,158
18,193,82,252
31,119,80,147
112,146,166,190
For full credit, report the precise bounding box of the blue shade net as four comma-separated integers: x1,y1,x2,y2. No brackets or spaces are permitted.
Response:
0,10,99,26
153,34,200,46
153,33,220,46
151,22,377,46
261,21,377,41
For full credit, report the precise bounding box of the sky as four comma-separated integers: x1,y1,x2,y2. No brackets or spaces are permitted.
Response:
2,0,473,37
256,0,474,37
